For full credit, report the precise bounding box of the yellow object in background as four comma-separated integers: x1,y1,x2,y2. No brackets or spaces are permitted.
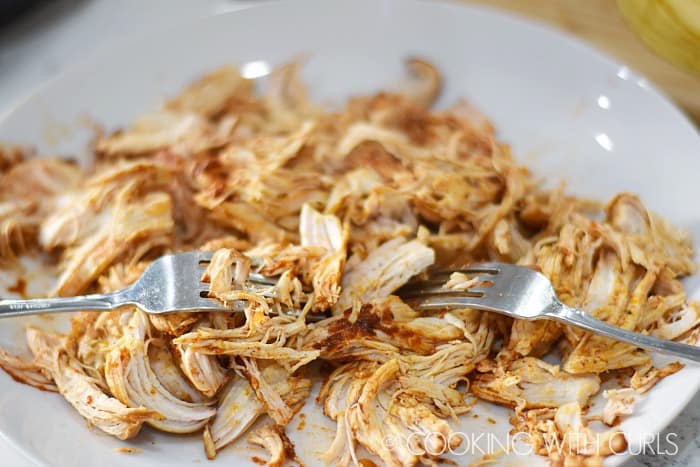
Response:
618,0,700,76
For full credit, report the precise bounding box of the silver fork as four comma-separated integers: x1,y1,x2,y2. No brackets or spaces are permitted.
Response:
0,251,278,318
397,262,700,363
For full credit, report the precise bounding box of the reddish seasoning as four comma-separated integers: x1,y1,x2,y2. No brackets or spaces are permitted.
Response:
251,457,266,465
114,447,142,454
438,459,458,466
297,413,306,431
487,417,497,425
3,371,53,391
358,459,377,467
6,277,27,298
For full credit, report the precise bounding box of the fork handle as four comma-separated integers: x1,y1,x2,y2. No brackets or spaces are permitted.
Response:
550,303,700,363
0,292,123,318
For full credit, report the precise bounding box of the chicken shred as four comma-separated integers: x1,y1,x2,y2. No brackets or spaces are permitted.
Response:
248,423,301,467
0,346,56,392
0,60,697,465
471,357,600,410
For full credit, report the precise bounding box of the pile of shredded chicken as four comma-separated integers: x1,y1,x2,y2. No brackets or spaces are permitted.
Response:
0,59,698,467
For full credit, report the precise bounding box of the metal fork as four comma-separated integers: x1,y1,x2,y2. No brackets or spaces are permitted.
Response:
397,262,700,363
0,251,278,318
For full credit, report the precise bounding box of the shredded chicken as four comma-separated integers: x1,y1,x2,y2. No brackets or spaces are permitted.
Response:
599,388,637,426
248,424,301,467
104,311,216,433
471,357,600,410
630,361,684,393
334,237,435,313
299,203,347,311
26,326,156,440
552,402,627,462
204,377,262,459
0,59,697,465
203,363,310,459
0,346,56,392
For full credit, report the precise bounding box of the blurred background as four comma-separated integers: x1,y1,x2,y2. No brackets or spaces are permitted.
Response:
0,1,698,465
1,0,698,123
467,0,700,124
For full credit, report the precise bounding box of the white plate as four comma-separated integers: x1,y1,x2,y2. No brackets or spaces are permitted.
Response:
1,0,699,466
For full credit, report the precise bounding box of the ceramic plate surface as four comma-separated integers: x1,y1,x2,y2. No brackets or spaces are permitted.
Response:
0,0,699,465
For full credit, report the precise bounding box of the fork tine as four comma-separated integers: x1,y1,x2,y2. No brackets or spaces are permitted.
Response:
397,286,484,299
428,265,501,277
194,296,231,311
397,269,498,298
462,286,492,295
197,251,214,263
405,295,485,311
402,277,461,288
399,276,494,290
416,265,501,284
396,262,505,306
400,265,498,288
195,251,277,287
248,272,278,286
395,285,442,296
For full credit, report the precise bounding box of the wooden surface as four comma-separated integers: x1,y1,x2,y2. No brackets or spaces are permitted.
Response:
462,0,700,125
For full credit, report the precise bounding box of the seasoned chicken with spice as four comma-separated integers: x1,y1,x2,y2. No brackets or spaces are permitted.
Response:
0,59,697,466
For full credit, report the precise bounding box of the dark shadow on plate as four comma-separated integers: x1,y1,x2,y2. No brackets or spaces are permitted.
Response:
0,0,87,42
